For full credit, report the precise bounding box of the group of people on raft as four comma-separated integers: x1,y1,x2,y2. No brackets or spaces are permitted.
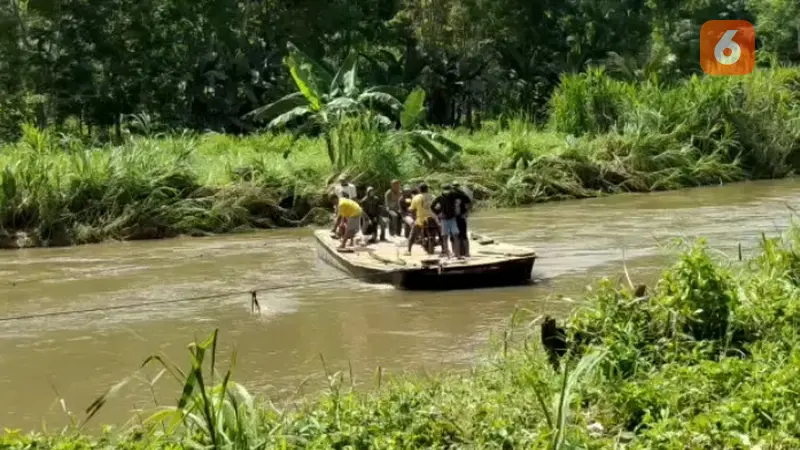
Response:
330,175,473,259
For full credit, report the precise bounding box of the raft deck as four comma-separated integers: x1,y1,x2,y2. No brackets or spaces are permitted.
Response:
313,229,537,290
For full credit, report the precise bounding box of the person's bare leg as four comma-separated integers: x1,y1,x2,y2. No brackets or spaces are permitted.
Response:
440,229,450,256
331,205,340,233
335,222,343,241
406,226,418,255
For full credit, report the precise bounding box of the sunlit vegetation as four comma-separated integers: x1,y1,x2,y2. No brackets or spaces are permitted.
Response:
4,224,800,448
4,0,800,445
2,0,800,247
3,0,799,139
2,65,800,248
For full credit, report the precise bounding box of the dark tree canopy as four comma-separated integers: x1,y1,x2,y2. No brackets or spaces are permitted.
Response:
0,0,796,141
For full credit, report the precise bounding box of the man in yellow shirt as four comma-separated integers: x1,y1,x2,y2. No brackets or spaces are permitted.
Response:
406,183,439,255
334,193,362,249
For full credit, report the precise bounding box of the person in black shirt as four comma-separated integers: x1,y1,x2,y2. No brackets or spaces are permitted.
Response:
453,181,472,256
360,186,386,243
431,184,471,258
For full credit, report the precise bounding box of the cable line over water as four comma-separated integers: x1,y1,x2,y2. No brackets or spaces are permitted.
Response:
0,269,410,323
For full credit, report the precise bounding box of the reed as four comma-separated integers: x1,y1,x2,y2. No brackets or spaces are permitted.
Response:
2,66,800,248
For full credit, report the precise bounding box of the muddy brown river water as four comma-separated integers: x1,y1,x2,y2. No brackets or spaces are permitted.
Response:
1,178,799,431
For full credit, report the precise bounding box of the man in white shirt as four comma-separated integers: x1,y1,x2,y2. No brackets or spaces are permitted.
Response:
334,174,357,199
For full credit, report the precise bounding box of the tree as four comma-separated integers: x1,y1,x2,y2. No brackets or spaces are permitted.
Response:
388,87,462,166
245,42,401,163
244,42,461,168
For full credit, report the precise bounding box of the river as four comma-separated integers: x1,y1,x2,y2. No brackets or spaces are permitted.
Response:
1,178,799,431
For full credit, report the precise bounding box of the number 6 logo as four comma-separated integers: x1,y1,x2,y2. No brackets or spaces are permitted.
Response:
700,20,755,76
714,30,741,65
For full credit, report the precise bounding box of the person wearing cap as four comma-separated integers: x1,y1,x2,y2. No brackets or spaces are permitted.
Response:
384,179,403,237
452,181,473,257
360,186,385,243
432,183,471,258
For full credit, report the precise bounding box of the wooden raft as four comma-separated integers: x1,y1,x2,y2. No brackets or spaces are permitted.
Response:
313,230,537,273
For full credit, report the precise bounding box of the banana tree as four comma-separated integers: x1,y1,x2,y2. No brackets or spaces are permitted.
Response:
387,86,462,167
244,42,403,165
244,42,460,168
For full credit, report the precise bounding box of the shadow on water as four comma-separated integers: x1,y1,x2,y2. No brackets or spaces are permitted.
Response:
0,178,799,431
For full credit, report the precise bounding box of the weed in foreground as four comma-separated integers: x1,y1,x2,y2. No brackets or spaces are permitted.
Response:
4,225,800,448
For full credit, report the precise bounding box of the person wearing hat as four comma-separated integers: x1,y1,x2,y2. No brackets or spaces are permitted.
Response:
452,181,473,257
360,186,385,243
431,183,471,258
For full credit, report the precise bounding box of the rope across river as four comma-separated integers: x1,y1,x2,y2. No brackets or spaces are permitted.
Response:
0,232,541,323
0,268,410,323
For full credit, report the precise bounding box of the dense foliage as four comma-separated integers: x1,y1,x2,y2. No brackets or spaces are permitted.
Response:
3,0,800,247
3,0,800,444
2,66,799,248
2,0,800,141
3,225,800,448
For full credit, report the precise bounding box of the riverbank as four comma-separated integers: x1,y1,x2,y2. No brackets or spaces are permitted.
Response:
2,223,799,448
1,66,799,249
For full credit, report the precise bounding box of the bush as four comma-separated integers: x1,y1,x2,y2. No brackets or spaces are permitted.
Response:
3,67,800,247
6,223,800,448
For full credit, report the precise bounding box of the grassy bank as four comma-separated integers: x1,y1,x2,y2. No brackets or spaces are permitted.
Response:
3,224,800,448
2,67,800,248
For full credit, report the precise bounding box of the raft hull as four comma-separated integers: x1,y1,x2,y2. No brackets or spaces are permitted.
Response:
313,229,536,291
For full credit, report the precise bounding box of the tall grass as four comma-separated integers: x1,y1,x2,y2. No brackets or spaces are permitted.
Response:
4,223,800,448
548,65,800,181
2,66,800,248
